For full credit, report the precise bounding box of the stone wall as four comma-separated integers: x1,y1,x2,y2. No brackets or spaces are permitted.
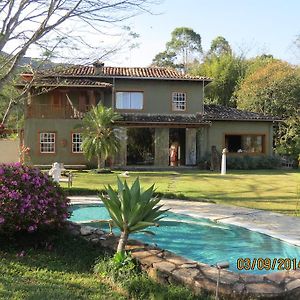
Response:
68,222,300,300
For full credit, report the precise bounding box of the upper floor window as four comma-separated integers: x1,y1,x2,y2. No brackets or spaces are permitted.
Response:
116,92,143,110
40,132,55,153
72,133,83,153
225,134,264,153
172,92,186,111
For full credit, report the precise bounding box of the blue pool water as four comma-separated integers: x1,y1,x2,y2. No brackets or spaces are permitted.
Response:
70,204,300,274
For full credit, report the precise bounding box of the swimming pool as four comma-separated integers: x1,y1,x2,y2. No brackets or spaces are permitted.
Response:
70,204,300,274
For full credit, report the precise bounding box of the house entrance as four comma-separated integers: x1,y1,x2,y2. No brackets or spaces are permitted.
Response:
169,128,186,166
127,128,155,165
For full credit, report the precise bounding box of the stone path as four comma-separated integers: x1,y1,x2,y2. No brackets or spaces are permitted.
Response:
69,195,300,247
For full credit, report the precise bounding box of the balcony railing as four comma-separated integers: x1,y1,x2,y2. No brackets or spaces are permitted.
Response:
26,104,93,119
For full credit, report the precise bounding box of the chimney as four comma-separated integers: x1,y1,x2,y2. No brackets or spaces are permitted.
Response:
93,60,104,75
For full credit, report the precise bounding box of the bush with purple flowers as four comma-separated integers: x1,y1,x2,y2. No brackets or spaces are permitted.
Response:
0,163,70,234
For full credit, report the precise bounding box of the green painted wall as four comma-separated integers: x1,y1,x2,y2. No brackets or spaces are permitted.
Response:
30,79,205,115
114,79,204,114
24,119,87,165
25,80,274,167
203,121,274,156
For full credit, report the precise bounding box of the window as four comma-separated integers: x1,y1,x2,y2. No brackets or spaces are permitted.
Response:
40,133,55,153
72,133,83,153
116,92,143,110
225,134,264,153
172,92,186,111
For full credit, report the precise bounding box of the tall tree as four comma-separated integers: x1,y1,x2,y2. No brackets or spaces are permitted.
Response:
151,27,202,71
80,104,121,169
207,36,232,57
152,50,177,68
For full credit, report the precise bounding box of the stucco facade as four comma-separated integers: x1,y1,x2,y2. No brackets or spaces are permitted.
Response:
20,65,275,167
201,121,274,157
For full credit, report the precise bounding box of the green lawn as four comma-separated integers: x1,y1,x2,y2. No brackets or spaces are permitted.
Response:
62,169,300,215
0,231,204,300
0,232,125,300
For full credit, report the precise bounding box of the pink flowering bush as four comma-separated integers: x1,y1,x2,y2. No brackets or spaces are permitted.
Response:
0,163,70,234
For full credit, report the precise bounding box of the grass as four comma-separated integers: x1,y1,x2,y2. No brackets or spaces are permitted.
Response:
61,169,300,215
0,230,208,300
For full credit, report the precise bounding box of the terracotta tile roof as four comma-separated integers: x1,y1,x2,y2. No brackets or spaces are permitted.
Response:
203,104,277,121
118,113,211,126
17,77,112,88
39,65,211,82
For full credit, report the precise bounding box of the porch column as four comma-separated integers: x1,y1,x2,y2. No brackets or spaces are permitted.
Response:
154,128,169,166
185,128,197,165
196,127,207,163
114,127,127,166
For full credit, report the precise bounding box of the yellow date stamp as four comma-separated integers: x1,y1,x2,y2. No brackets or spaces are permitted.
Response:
237,258,300,271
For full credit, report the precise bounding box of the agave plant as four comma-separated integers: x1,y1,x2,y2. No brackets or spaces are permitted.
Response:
100,177,167,253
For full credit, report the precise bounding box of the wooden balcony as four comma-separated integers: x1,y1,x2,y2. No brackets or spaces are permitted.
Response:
26,104,93,119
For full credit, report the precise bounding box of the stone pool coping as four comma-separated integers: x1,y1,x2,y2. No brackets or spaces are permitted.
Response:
68,221,300,299
69,196,300,247
69,196,300,299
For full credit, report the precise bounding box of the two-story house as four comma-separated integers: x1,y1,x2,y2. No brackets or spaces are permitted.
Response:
19,62,276,168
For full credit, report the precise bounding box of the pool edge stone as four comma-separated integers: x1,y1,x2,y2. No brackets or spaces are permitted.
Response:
67,221,300,300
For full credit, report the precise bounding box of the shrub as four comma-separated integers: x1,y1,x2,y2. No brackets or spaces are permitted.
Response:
226,155,281,170
94,252,139,284
0,163,70,234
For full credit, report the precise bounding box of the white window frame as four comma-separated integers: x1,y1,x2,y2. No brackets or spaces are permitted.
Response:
172,92,186,111
72,133,83,153
116,91,143,110
40,132,55,153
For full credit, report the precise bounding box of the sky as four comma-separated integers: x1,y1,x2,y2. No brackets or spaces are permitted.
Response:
106,0,300,67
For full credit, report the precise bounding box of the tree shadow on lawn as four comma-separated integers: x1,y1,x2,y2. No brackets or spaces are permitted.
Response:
0,229,107,273
181,169,300,177
0,230,123,300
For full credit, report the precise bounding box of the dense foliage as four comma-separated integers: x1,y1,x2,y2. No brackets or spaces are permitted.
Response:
235,60,300,117
152,29,300,162
192,53,247,106
235,59,300,160
0,163,69,234
226,155,282,170
80,104,121,169
199,152,282,170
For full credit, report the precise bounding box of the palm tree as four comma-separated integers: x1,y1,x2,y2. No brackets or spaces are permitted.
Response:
100,177,167,253
81,104,121,169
